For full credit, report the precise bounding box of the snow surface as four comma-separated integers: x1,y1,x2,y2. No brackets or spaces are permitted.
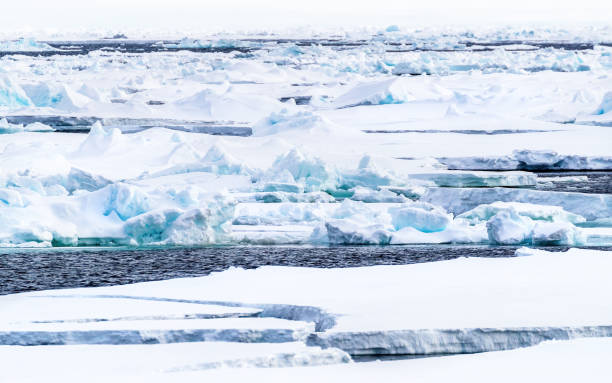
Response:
0,342,350,382
2,248,612,379
143,338,612,383
1,296,261,323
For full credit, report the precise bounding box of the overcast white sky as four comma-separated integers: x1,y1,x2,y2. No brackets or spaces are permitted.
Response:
1,0,610,31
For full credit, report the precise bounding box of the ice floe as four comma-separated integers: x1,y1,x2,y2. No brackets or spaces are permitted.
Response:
3,247,612,355
153,338,612,383
424,188,612,221
439,150,612,171
0,342,350,382
0,38,58,52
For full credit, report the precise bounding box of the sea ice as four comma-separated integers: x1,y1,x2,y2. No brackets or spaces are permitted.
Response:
75,122,123,156
253,109,335,137
593,91,612,115
531,221,584,246
407,171,536,188
0,37,57,52
389,203,451,232
331,77,453,108
458,201,586,224
0,76,31,107
153,338,612,383
486,209,536,245
439,150,612,171
423,188,612,221
0,29,610,248
0,342,350,382
3,248,612,355
265,149,337,192
175,87,284,122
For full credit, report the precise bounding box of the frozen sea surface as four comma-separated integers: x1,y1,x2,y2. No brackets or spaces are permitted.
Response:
0,25,611,380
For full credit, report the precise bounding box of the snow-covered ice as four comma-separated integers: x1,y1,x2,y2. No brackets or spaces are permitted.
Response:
1,19,611,383
1,35,610,247
0,342,351,382
3,248,611,352
2,247,612,381
142,338,612,383
0,24,611,374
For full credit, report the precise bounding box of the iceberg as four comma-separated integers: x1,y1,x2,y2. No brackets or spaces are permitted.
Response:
457,202,587,245
458,201,586,224
102,183,151,221
75,122,123,156
21,82,57,107
0,76,32,107
486,209,535,245
0,188,25,207
0,181,236,247
1,167,110,196
338,155,399,191
0,119,54,134
531,221,584,246
265,149,337,193
233,203,327,226
389,203,451,232
199,143,251,175
350,187,407,203
162,207,229,245
53,85,92,111
123,208,182,244
0,118,24,134
324,220,392,245
593,91,612,115
123,193,234,245
390,220,488,245
262,182,304,194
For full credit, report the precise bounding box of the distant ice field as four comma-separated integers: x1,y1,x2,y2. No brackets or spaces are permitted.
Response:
0,38,606,57
1,26,611,250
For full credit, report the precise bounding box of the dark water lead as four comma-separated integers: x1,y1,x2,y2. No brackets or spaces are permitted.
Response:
364,129,556,135
535,172,612,195
0,39,602,58
1,115,253,136
3,245,611,296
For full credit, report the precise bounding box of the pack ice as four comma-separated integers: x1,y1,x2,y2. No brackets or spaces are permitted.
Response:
0,26,611,247
1,24,612,381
